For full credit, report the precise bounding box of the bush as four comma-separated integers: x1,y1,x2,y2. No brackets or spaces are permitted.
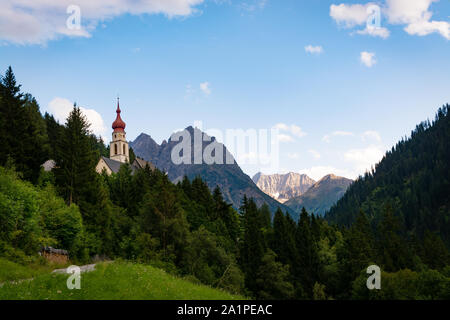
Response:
0,167,83,257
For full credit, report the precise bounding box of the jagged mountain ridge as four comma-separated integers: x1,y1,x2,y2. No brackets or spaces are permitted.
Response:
130,128,296,217
252,172,316,203
285,174,353,216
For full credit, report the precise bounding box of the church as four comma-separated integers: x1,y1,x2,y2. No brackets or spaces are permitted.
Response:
96,99,154,175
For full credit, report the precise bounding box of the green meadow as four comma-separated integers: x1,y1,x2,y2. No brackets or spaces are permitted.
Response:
0,260,246,300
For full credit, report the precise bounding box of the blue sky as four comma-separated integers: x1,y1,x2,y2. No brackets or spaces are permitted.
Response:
0,0,449,180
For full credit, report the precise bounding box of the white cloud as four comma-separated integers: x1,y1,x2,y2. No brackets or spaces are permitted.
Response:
360,51,377,67
330,3,372,28
308,149,321,159
0,0,204,45
322,131,354,143
404,20,450,39
274,123,307,139
330,0,449,40
344,145,385,174
277,134,295,143
362,130,382,142
386,0,450,40
305,45,324,55
356,26,390,39
200,82,211,95
386,0,436,24
47,97,107,137
239,0,268,13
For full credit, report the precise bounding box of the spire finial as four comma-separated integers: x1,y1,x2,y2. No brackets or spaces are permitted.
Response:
116,96,121,113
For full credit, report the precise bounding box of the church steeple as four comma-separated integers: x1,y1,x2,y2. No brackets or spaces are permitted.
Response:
110,97,129,163
112,97,126,132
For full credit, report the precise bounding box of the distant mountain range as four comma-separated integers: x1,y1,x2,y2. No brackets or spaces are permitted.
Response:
252,172,316,203
130,127,295,216
284,174,353,216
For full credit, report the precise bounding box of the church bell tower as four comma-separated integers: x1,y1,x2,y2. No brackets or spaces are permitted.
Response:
110,98,129,163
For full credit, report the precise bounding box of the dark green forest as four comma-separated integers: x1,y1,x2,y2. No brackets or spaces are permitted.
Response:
0,66,449,299
326,103,450,251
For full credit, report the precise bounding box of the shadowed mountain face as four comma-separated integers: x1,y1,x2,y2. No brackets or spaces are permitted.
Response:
252,172,316,203
285,174,353,216
130,127,295,216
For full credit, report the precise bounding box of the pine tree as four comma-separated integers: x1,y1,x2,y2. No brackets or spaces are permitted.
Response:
54,106,97,205
422,230,450,270
239,197,265,295
272,208,297,267
255,250,295,300
0,66,48,182
294,207,320,298
336,210,375,298
378,204,413,271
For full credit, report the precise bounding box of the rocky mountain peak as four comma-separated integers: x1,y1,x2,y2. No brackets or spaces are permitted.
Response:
131,127,294,216
252,172,316,203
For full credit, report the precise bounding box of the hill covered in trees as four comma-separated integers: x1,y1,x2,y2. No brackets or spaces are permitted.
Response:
325,105,450,248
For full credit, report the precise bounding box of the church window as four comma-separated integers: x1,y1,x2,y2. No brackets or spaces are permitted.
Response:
115,144,118,155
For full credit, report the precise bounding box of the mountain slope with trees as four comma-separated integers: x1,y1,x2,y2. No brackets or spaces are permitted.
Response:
325,105,450,247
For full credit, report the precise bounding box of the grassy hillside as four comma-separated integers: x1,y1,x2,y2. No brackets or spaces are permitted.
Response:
0,258,61,283
0,261,246,300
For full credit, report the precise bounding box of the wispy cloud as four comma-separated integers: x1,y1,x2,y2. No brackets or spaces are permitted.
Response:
239,0,268,13
308,149,321,159
344,145,385,174
277,133,295,143
200,82,211,95
362,130,381,142
305,45,324,55
273,123,307,144
322,131,354,143
356,26,390,39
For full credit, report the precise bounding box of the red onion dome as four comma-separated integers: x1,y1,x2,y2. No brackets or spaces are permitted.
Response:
112,99,126,132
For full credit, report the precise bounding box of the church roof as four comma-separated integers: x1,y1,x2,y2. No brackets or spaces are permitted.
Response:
99,156,155,175
134,157,156,170
112,98,126,133
101,156,126,174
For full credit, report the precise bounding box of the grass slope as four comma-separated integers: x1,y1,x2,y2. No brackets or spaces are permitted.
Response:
0,261,246,300
0,258,61,283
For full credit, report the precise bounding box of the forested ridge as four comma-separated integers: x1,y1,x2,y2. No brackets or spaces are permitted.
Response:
326,104,450,248
0,66,449,299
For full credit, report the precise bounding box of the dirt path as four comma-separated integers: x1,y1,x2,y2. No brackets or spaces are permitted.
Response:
52,264,97,274
0,264,97,288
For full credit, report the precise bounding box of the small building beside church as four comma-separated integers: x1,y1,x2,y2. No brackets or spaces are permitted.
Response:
96,99,155,175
